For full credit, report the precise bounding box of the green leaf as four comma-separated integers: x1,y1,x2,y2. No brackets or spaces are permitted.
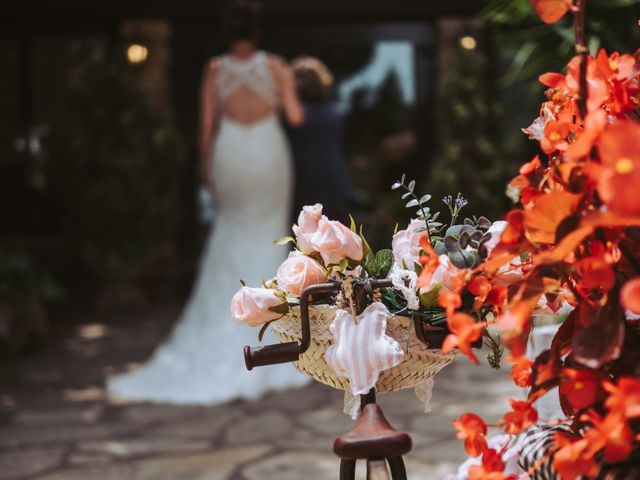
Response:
258,322,270,342
268,302,290,316
363,252,377,275
359,225,372,258
273,236,296,246
240,279,247,287
419,284,441,309
375,249,394,278
339,258,349,272
349,214,357,233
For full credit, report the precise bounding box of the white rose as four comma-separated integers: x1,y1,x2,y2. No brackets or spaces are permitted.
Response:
392,219,427,270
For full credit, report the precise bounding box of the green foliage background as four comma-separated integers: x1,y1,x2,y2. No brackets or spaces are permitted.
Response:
425,0,640,222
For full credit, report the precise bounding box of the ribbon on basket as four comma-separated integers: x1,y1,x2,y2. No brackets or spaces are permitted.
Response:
326,302,405,396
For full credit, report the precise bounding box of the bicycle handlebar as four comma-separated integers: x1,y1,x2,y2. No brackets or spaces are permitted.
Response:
243,279,393,370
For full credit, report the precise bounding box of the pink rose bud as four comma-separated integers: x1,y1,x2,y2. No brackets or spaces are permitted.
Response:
276,252,327,296
293,204,324,255
230,286,287,326
309,217,363,265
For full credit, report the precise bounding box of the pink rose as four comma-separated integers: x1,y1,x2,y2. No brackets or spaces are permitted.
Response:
230,287,286,326
419,255,461,293
293,204,323,254
392,219,427,270
309,217,363,265
276,252,327,296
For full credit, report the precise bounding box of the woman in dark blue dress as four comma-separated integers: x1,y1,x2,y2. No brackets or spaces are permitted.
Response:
289,57,355,225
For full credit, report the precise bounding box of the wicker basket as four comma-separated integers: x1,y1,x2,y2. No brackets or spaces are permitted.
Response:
271,304,459,394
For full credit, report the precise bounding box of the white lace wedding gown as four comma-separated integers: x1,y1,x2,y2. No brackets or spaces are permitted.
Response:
107,52,308,404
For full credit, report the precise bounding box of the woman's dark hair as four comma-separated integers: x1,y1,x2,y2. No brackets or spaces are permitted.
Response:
292,56,334,103
226,0,263,43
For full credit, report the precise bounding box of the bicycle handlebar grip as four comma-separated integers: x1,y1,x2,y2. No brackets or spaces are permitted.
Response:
243,342,300,370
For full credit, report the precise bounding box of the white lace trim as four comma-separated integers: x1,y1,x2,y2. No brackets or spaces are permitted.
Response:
389,263,420,311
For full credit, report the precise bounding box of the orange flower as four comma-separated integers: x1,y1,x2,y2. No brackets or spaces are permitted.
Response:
594,120,640,215
501,399,538,434
552,434,599,480
442,313,484,363
596,49,636,81
520,155,542,175
566,55,610,112
468,448,515,480
523,190,583,244
486,285,508,307
417,235,440,289
468,275,492,310
559,368,602,411
565,109,607,160
540,120,570,153
438,290,462,317
574,254,616,292
620,278,640,313
595,49,638,114
603,376,640,419
500,210,526,247
453,413,487,457
508,356,533,388
583,411,634,463
529,0,571,24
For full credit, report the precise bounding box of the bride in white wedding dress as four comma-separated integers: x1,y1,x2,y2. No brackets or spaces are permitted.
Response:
107,0,309,404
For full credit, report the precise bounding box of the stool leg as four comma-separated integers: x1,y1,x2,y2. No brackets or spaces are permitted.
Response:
386,456,407,480
340,459,356,480
367,458,390,480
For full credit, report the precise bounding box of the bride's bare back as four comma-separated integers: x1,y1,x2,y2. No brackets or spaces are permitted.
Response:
198,49,303,190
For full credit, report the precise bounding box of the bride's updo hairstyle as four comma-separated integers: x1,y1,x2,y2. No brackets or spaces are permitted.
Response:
226,0,264,43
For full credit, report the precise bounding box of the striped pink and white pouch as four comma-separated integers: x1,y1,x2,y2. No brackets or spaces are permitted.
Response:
325,302,405,395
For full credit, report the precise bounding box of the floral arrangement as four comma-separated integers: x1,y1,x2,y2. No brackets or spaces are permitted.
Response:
231,178,512,368
446,1,640,479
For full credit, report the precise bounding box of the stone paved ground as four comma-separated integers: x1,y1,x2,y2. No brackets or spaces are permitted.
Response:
0,306,520,480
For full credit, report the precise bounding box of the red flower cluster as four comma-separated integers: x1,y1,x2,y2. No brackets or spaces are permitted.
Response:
450,2,640,477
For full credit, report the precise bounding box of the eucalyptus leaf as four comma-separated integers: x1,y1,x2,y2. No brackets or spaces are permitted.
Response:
408,180,416,192
478,216,491,229
448,249,477,269
402,192,412,200
459,231,470,249
401,173,406,183
391,182,402,190
444,235,459,252
406,199,419,208
420,194,432,203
